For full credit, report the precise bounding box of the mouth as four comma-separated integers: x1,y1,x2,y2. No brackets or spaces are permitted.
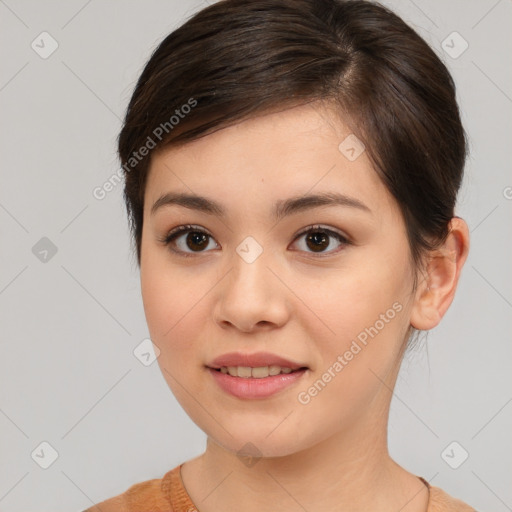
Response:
206,351,309,375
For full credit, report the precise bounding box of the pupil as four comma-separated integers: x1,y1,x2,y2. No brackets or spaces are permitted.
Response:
307,232,328,252
187,232,208,251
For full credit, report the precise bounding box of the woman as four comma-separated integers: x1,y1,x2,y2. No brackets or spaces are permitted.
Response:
84,0,474,510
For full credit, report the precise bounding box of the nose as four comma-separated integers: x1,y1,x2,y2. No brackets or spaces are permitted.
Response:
213,246,291,333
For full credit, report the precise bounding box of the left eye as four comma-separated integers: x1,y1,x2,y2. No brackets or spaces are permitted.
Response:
160,224,350,257
292,225,350,255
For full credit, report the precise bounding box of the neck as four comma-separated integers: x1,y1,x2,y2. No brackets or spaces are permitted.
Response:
181,394,429,512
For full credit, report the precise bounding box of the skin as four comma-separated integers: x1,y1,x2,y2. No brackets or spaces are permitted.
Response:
140,102,470,512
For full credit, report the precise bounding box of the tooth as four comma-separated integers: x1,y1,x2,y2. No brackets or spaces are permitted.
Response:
251,366,270,378
269,365,281,376
221,365,296,377
237,366,252,378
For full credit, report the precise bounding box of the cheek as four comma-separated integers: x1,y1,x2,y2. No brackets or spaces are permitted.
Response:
302,258,410,392
140,260,214,408
306,259,408,339
140,250,207,358
297,297,407,427
141,237,199,324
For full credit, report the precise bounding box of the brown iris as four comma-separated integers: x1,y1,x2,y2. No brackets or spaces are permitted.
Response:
186,231,209,251
305,231,329,252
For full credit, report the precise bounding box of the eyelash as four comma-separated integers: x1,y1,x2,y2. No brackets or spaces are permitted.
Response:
158,224,352,259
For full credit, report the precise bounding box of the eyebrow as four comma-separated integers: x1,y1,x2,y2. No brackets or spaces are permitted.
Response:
150,191,372,220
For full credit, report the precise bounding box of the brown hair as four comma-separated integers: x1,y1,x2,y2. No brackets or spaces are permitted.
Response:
118,0,467,289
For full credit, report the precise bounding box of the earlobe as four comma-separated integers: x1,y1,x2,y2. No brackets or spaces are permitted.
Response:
410,217,470,331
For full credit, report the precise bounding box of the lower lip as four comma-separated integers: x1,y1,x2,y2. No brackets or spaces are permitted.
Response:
207,367,308,399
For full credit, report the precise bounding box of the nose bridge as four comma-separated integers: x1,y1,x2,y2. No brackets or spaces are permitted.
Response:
229,234,274,299
214,234,289,330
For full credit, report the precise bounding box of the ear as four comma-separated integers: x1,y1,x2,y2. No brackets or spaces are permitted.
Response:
410,217,470,330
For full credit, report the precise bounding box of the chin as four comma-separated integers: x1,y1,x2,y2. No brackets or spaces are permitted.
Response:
206,420,314,461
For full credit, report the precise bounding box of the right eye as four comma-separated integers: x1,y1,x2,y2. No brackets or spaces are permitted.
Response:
159,224,219,257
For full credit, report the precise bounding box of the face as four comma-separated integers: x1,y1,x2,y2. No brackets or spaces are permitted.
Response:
140,102,417,458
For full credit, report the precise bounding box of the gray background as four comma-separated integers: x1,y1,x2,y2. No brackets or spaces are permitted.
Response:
0,1,510,511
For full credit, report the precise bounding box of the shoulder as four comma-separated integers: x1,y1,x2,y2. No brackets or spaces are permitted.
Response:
428,484,476,512
80,473,172,512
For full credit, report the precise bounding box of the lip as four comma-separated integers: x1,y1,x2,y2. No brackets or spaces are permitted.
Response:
206,351,308,371
207,367,308,399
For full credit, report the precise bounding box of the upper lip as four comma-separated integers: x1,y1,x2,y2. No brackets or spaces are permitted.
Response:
207,352,308,370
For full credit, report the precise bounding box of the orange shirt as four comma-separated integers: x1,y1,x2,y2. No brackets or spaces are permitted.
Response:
81,463,475,512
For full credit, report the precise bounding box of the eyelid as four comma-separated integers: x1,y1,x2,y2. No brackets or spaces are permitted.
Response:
293,224,351,243
163,224,211,241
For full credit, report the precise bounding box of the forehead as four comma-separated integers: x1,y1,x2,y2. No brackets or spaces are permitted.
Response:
144,103,398,221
